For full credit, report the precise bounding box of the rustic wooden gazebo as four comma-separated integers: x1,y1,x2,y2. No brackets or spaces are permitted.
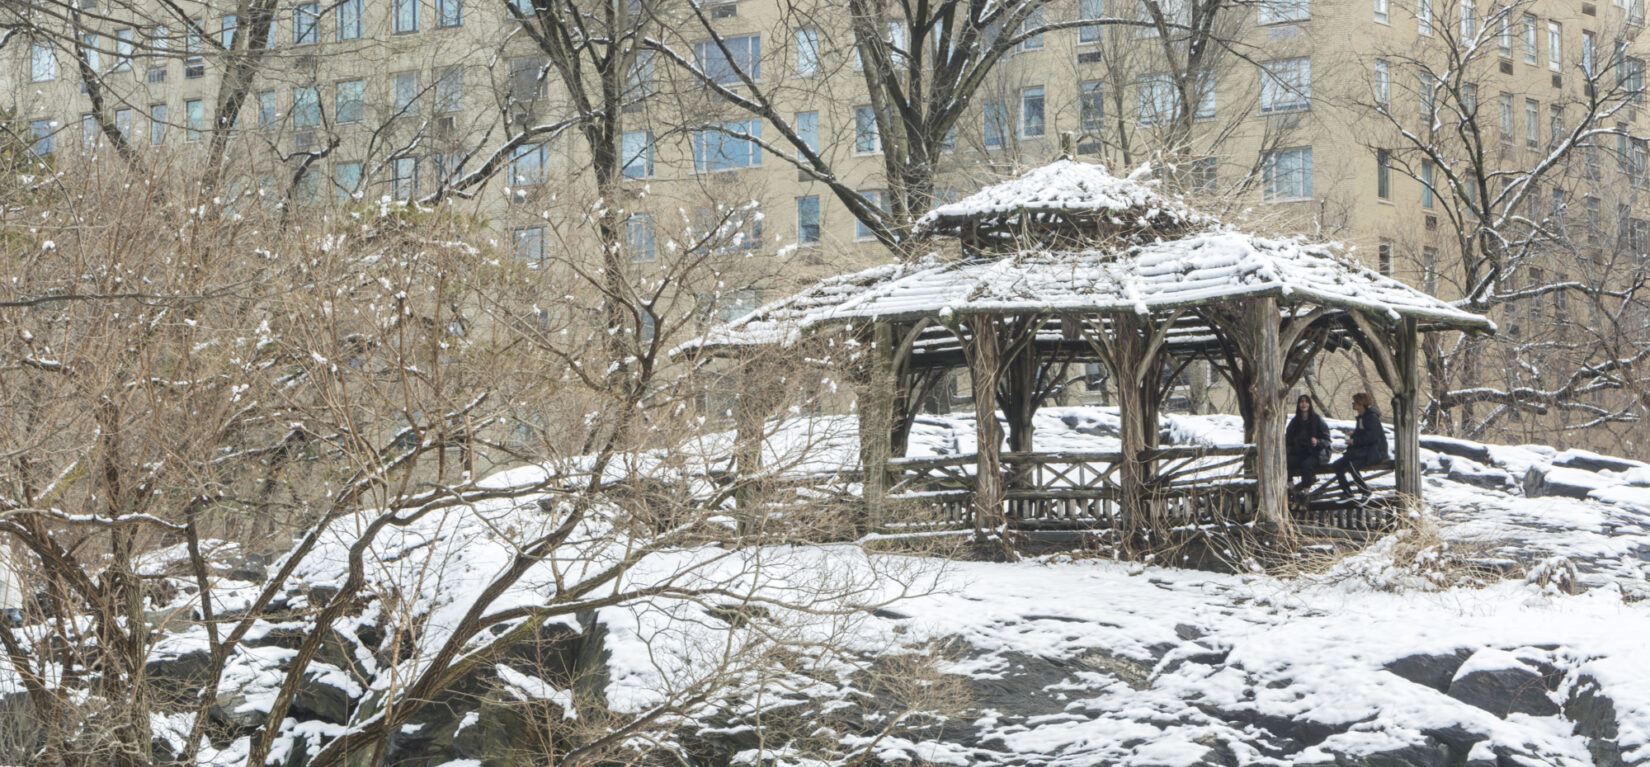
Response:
698,161,1493,546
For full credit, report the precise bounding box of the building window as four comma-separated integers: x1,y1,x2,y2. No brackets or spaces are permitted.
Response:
795,28,819,77
114,108,131,141
795,111,819,154
1260,58,1310,113
1080,81,1104,133
435,67,464,112
1378,241,1392,275
1137,75,1174,124
508,143,546,186
1525,98,1539,148
854,106,881,153
338,0,362,39
29,43,57,83
509,57,547,102
30,120,54,156
334,80,363,123
1497,14,1511,57
185,20,204,76
393,72,420,113
1418,72,1436,117
1021,86,1046,137
1461,83,1478,116
1460,0,1474,37
394,0,419,33
513,227,546,263
81,33,100,73
1549,105,1563,145
1547,21,1561,72
115,28,133,71
1417,0,1431,35
1522,15,1537,65
185,99,204,140
149,104,166,145
258,91,277,130
294,3,319,44
1376,149,1390,199
621,131,653,178
1257,0,1307,25
1583,31,1596,77
81,114,97,151
1619,50,1645,102
1262,147,1312,201
1373,59,1389,106
151,26,168,65
1018,8,1044,50
334,162,362,199
1421,159,1435,208
797,196,821,243
626,215,655,261
438,0,462,27
856,190,887,240
293,87,320,128
392,157,418,200
693,35,760,84
1498,92,1513,138
983,99,1009,147
1079,0,1104,42
1373,0,1387,24
1421,247,1438,293
692,120,762,172
219,16,236,49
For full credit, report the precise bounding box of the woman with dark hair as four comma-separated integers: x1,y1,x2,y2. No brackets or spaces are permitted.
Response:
1285,394,1331,490
1331,392,1390,497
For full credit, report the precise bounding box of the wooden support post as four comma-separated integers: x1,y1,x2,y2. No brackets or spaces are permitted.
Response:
966,318,1009,553
1006,343,1038,454
1110,314,1149,536
1393,317,1423,501
858,322,897,531
1244,297,1290,532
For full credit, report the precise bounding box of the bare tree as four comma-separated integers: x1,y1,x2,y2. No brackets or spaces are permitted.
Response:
1338,0,1650,445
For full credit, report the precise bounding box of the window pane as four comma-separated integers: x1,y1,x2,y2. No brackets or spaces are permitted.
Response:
294,87,320,128
795,28,819,76
797,196,821,243
854,106,879,153
1080,81,1104,132
796,112,819,154
438,0,462,27
337,80,363,122
395,0,419,32
149,105,166,145
622,131,652,178
1021,86,1045,136
338,0,362,39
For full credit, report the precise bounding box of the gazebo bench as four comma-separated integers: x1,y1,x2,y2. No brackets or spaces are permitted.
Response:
1292,461,1395,507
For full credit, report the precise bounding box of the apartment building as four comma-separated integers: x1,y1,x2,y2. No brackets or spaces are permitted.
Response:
7,0,1649,433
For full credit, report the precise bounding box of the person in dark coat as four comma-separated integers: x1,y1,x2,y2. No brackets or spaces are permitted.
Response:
1285,394,1331,490
1332,392,1390,496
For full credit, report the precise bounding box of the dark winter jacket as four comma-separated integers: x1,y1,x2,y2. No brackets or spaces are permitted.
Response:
1344,406,1390,467
1285,411,1331,464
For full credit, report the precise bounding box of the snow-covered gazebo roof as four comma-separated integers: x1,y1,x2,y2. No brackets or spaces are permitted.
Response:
913,159,1215,246
699,231,1493,351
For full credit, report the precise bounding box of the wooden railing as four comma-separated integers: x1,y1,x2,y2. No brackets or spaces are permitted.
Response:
885,446,1255,530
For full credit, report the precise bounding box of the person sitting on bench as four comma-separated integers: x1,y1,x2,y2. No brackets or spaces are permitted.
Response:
1286,394,1331,492
1332,392,1389,497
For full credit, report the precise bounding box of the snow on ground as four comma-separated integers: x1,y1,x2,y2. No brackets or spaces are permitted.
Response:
10,406,1641,766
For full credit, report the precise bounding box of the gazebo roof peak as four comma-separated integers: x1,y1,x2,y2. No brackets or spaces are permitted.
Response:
913,159,1214,245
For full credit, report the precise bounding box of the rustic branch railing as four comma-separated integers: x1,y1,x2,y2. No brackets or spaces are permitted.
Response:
885,446,1256,530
